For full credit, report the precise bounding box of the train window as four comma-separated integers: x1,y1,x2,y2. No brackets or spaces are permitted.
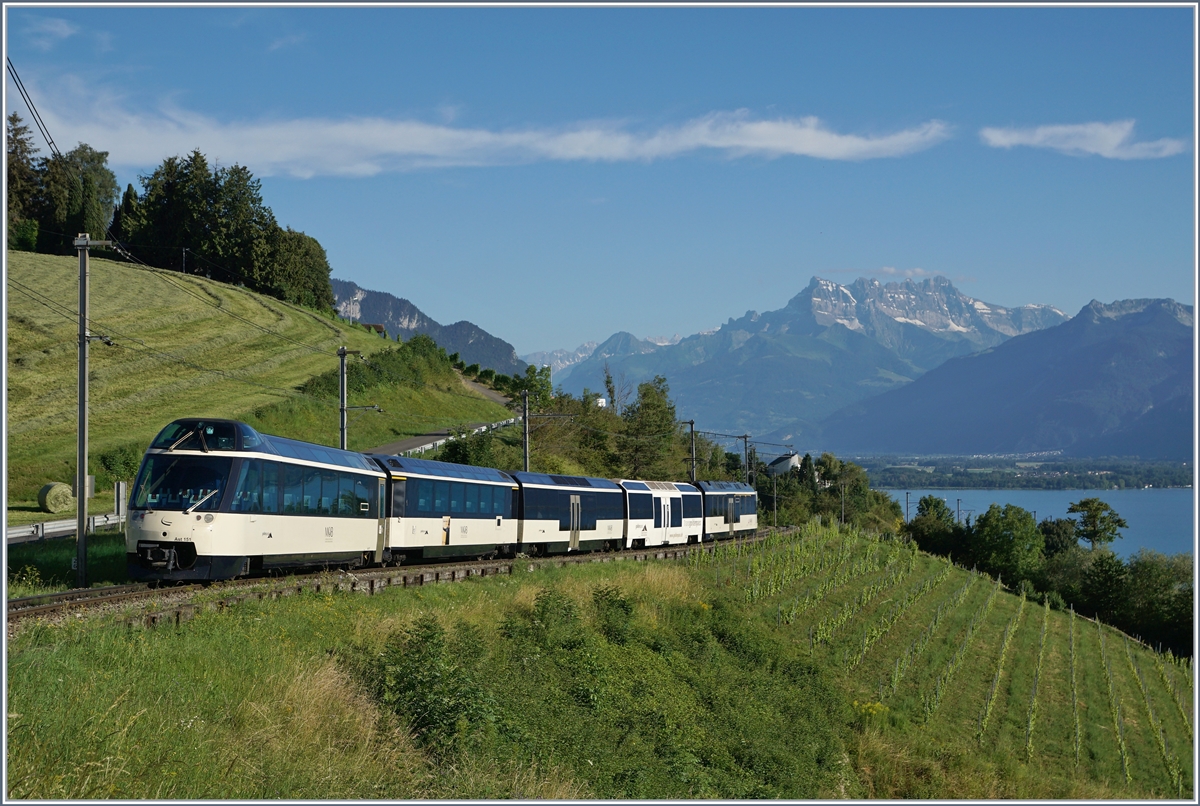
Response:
354,476,373,518
628,493,653,520
477,485,491,515
654,499,662,528
260,462,279,513
682,495,701,519
499,486,513,519
320,470,338,515
671,497,682,527
303,469,321,514
449,482,464,514
338,474,356,516
434,481,449,513
230,459,261,512
464,484,478,514
416,480,433,513
391,479,406,517
282,465,302,513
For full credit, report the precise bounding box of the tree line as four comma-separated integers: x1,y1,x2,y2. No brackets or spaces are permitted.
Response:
7,112,335,311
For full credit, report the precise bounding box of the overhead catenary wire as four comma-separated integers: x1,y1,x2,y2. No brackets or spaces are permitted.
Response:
6,57,60,157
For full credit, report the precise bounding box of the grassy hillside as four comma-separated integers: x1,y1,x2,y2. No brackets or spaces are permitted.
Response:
6,250,511,508
7,524,1192,798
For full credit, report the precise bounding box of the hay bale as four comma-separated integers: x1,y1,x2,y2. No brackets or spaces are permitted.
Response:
38,482,75,514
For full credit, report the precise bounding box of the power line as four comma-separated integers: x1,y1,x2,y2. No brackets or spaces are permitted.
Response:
6,57,59,157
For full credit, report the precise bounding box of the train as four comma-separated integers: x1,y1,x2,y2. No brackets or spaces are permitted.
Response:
126,418,758,582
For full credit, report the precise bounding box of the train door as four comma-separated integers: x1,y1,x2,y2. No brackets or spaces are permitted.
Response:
727,496,736,536
374,478,386,563
569,494,581,550
661,499,671,545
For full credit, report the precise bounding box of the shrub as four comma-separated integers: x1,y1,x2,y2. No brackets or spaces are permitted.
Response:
367,615,495,759
592,585,633,645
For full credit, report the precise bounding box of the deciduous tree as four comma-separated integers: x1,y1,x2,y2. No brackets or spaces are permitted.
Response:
1068,497,1128,550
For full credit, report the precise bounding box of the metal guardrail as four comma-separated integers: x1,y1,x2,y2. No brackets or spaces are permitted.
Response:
403,417,521,456
6,513,126,545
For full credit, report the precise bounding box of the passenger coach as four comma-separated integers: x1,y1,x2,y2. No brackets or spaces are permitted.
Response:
617,480,703,548
369,454,518,562
512,471,625,555
696,480,758,539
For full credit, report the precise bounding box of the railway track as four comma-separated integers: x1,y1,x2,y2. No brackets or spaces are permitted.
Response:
8,528,787,630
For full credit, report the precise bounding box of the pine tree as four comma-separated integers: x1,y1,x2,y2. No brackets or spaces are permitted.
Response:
6,112,38,222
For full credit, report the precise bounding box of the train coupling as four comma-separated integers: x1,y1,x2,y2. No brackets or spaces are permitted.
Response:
137,541,180,571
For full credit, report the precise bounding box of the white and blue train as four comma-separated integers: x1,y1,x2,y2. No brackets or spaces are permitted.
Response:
126,418,757,582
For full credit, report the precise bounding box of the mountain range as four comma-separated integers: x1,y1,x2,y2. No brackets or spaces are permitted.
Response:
332,272,1190,460
820,298,1194,460
559,276,1070,440
331,278,527,375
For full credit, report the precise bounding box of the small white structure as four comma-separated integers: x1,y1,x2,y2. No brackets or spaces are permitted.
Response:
766,453,800,477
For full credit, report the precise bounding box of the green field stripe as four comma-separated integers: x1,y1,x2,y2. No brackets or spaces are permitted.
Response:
976,594,1026,744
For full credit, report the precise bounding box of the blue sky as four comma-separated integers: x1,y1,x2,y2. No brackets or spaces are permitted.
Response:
5,5,1195,355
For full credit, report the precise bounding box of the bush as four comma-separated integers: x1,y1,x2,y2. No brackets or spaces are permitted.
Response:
364,615,495,759
592,585,633,645
8,218,38,251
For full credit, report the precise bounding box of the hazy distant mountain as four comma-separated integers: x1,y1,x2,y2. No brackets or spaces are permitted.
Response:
521,341,598,382
562,275,1068,437
331,278,527,375
820,299,1193,460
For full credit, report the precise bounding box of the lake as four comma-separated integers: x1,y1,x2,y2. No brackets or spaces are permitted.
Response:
884,487,1195,558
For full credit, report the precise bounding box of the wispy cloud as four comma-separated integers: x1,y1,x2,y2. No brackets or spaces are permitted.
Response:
268,33,307,52
37,91,951,177
23,17,79,51
877,266,935,278
829,266,976,284
979,119,1186,159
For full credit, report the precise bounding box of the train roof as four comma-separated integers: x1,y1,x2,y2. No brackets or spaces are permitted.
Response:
148,419,380,473
512,471,621,491
368,455,516,484
616,479,698,494
695,480,756,494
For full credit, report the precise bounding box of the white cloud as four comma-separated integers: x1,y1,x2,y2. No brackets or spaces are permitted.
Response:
23,17,79,50
34,89,951,177
979,119,1186,159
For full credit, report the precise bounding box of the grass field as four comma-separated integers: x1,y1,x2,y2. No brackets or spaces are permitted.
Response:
6,250,511,509
6,524,1192,799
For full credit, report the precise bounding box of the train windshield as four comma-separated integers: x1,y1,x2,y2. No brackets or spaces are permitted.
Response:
131,455,233,512
150,420,240,452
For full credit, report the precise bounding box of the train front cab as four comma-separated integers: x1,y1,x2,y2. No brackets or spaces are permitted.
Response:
695,480,758,541
370,455,519,561
127,419,386,582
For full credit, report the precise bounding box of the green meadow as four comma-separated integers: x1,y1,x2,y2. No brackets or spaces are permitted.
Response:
6,249,510,515
7,523,1192,799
